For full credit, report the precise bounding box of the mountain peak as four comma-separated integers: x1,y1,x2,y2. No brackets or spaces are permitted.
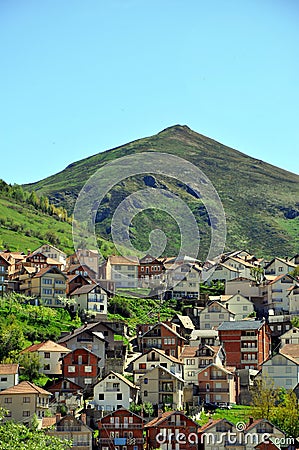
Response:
158,124,192,135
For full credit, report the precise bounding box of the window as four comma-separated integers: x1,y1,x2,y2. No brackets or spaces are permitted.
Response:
117,393,122,400
85,366,92,373
23,411,30,417
219,314,224,319
243,306,248,311
188,371,195,377
98,394,104,400
68,366,75,373
4,397,12,403
278,267,283,272
44,364,50,372
144,378,148,384
84,378,92,384
139,363,146,369
44,352,50,359
42,288,52,295
144,390,148,397
0,377,7,382
43,278,52,284
23,397,30,403
286,367,292,373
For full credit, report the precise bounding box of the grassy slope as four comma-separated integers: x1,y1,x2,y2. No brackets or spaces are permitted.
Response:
22,125,299,257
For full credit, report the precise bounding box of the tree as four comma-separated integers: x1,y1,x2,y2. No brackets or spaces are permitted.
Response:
0,421,71,450
251,375,280,420
291,316,299,328
271,390,299,438
18,351,41,382
290,265,299,279
250,266,264,285
0,323,25,361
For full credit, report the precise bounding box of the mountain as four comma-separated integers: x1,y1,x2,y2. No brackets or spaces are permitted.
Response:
24,125,299,258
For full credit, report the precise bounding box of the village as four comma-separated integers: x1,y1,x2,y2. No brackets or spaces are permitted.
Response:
0,245,299,449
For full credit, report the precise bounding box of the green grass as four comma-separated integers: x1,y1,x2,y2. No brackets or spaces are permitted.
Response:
198,405,253,426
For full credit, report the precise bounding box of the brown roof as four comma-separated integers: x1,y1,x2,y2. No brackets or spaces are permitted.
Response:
280,344,299,361
70,284,98,295
134,347,183,365
21,340,70,354
108,255,139,265
41,417,57,428
99,371,138,390
0,381,51,396
179,346,198,359
33,265,67,278
145,411,176,428
142,322,186,341
0,364,19,375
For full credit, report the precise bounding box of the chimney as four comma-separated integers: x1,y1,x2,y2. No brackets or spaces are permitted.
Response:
80,413,87,424
56,413,61,423
248,416,254,425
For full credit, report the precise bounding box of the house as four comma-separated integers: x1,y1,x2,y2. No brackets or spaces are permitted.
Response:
67,263,97,282
60,347,101,389
260,348,299,391
137,365,184,410
189,329,219,347
264,257,296,277
21,340,70,376
58,321,122,359
0,380,51,422
66,273,91,295
225,276,262,301
171,313,195,338
138,254,164,287
166,261,201,300
97,407,145,450
267,314,292,342
93,371,139,413
70,283,108,317
198,419,237,450
104,255,139,288
0,364,19,391
46,413,93,450
19,265,67,307
206,262,241,283
132,348,184,383
0,254,10,295
32,244,67,269
217,320,271,370
180,344,225,385
197,363,237,406
137,322,186,358
18,251,64,273
0,250,26,278
67,249,99,278
244,418,286,450
280,327,299,346
144,410,198,450
220,293,255,320
198,301,235,330
264,274,297,313
288,285,299,315
46,378,83,411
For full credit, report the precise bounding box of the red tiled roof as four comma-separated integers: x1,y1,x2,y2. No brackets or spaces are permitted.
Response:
0,381,51,396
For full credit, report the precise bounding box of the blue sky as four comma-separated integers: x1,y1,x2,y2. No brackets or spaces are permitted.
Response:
0,0,298,185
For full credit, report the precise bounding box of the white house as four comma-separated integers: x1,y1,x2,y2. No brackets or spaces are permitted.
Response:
280,327,299,346
105,256,139,288
264,257,296,277
93,371,139,413
132,348,183,384
222,293,255,320
199,301,235,330
261,348,299,391
70,283,108,317
0,364,19,391
32,244,67,269
21,340,71,376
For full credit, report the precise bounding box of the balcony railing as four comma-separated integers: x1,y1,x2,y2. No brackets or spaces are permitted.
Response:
56,426,81,431
240,335,257,341
210,376,226,380
100,423,143,429
240,347,257,352
198,387,229,392
241,359,257,364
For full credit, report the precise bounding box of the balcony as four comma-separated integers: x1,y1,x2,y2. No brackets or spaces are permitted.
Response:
240,335,257,341
240,347,257,352
210,375,226,380
57,426,81,431
100,423,143,429
241,359,257,364
198,387,229,393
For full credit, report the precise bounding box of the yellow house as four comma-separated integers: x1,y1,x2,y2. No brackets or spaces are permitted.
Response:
20,266,67,307
0,381,51,423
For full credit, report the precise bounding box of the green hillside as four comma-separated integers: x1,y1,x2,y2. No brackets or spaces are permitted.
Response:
22,125,299,257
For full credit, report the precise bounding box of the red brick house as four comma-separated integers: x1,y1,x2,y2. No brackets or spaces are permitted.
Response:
144,410,198,450
217,320,271,370
97,407,145,450
137,322,186,358
66,273,91,295
138,254,164,284
60,348,100,389
46,378,83,410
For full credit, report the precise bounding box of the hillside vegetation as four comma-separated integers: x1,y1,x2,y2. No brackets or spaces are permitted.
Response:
23,125,299,258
